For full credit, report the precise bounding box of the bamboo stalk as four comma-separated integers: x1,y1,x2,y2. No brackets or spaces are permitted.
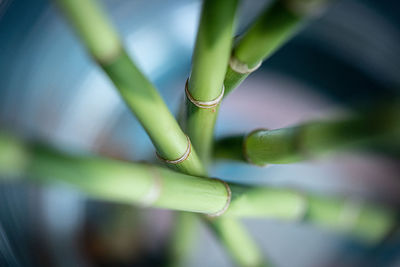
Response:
0,134,395,243
167,212,199,267
25,141,229,214
54,0,205,176
215,108,400,165
177,1,267,266
185,0,238,164
224,0,330,95
206,217,266,267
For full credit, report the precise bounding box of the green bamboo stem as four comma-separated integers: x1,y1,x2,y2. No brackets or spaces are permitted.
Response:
179,1,265,266
0,133,29,177
224,0,330,95
185,0,238,164
0,134,395,244
206,217,266,267
167,212,199,267
21,142,229,214
54,0,205,176
215,108,400,165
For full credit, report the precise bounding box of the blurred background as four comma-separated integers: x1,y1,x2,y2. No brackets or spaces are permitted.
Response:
0,0,400,266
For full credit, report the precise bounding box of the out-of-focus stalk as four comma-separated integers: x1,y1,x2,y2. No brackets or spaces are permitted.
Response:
0,133,395,244
166,212,198,267
215,107,400,165
224,0,331,95
207,217,267,267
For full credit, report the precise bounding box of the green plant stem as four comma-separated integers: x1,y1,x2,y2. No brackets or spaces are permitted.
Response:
0,134,395,244
207,217,266,267
54,0,205,176
179,1,267,266
224,0,329,95
185,0,238,164
215,108,400,165
166,212,199,267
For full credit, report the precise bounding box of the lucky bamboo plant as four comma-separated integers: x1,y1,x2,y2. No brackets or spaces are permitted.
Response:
0,0,399,266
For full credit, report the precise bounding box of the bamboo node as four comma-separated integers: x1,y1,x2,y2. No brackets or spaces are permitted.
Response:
96,43,123,66
338,198,363,229
207,178,232,217
243,128,270,167
229,56,262,74
156,135,191,165
293,191,308,221
185,79,224,109
284,0,329,17
140,167,162,207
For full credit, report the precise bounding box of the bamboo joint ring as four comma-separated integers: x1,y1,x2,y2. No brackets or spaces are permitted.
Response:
207,178,232,217
156,135,191,164
185,78,224,109
229,55,262,74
